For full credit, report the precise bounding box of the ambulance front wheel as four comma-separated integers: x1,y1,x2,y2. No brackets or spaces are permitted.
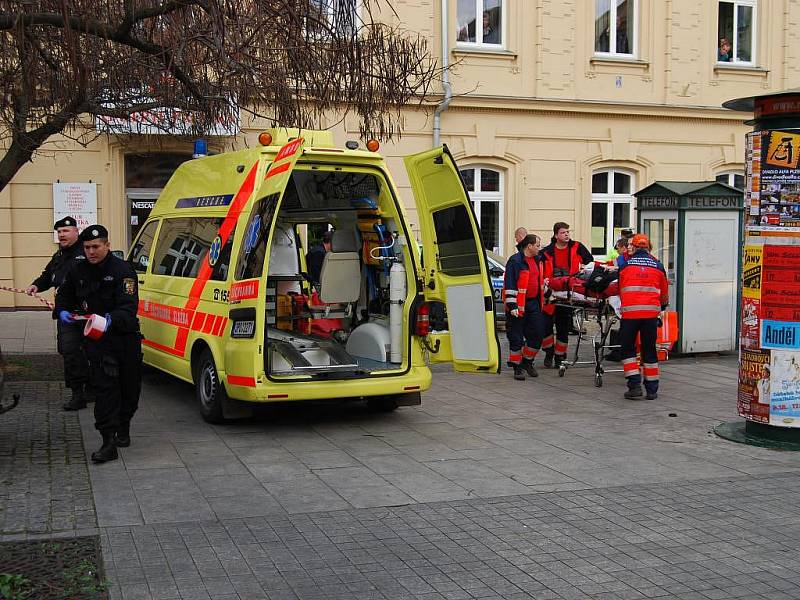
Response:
195,348,226,424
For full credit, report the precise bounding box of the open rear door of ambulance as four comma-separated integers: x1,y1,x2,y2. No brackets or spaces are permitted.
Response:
404,145,500,373
225,138,305,393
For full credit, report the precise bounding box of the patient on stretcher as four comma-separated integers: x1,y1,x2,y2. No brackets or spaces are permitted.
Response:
545,263,621,314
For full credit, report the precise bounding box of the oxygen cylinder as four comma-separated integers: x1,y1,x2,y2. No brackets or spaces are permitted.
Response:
389,260,406,363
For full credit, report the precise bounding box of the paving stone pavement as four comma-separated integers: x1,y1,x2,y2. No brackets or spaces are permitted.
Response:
0,381,97,540
3,313,800,599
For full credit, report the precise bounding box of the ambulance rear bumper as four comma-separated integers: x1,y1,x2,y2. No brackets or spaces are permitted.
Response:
222,365,432,403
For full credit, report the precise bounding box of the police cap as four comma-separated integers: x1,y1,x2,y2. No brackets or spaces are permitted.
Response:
79,224,109,242
54,216,77,229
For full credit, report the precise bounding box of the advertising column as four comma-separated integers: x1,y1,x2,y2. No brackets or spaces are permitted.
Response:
726,92,800,437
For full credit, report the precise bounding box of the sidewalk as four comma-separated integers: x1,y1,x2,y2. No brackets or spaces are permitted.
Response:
2,315,800,599
0,310,57,354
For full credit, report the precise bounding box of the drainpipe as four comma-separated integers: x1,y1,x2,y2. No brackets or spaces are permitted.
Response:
433,0,452,148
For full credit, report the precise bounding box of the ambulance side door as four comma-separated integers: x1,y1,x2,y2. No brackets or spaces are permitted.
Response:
224,139,305,389
403,145,500,373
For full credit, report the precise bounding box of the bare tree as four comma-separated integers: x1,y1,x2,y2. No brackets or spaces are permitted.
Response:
0,0,440,191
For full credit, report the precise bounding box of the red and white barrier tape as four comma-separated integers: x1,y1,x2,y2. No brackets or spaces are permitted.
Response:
0,285,55,310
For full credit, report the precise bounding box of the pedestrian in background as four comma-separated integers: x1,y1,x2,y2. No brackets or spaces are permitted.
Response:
26,216,89,411
619,234,669,400
503,234,544,381
539,222,593,368
56,225,142,463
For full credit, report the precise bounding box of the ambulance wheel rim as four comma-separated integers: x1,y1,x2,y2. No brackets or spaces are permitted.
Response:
199,362,217,409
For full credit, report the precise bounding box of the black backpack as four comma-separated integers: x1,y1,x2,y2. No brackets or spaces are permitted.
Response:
584,266,618,293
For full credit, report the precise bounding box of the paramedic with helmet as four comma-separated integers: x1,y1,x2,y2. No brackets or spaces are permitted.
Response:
540,222,593,368
618,234,670,400
503,234,544,381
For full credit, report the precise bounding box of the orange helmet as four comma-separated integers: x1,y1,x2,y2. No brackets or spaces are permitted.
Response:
630,233,650,249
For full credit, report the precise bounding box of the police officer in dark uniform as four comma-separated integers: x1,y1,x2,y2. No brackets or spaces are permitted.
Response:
26,216,89,410
55,225,143,463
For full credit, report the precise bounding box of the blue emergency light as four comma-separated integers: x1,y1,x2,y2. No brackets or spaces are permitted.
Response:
192,139,208,158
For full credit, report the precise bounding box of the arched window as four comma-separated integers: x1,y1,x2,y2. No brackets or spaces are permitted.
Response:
459,166,504,254
591,169,635,257
715,171,745,190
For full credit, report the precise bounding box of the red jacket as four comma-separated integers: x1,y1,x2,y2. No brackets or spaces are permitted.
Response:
619,250,669,319
540,240,592,315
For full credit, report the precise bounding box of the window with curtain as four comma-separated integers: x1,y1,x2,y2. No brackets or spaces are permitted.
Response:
591,170,635,257
459,166,504,254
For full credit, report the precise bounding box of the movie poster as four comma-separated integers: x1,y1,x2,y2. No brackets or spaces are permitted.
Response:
738,348,771,423
741,298,760,349
768,350,800,427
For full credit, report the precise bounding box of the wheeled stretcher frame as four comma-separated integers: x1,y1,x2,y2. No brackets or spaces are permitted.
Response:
549,298,622,387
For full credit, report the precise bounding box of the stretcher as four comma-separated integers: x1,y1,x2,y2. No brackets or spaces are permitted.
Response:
544,273,678,387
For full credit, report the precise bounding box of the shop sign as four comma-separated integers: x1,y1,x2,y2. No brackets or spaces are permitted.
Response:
52,182,97,243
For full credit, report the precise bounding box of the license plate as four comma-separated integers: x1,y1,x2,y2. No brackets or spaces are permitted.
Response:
231,320,255,338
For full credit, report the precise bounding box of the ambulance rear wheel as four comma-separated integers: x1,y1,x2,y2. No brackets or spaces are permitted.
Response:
195,348,226,424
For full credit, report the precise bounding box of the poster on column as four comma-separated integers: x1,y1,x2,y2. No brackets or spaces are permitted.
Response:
52,183,97,242
768,350,800,427
740,245,762,349
738,348,770,423
754,129,800,227
759,244,800,349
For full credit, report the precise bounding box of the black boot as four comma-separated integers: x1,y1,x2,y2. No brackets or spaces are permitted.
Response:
522,359,538,378
91,431,118,463
554,355,564,368
115,422,131,448
624,387,643,400
512,364,526,381
62,387,87,411
543,352,554,369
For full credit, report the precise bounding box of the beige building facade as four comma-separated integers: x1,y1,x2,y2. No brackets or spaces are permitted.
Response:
2,0,797,308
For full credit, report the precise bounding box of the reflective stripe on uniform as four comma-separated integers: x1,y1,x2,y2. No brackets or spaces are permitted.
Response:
642,362,659,381
509,352,522,365
522,346,538,359
555,341,568,355
621,285,661,294
506,290,518,297
622,357,639,378
620,304,660,314
542,335,554,349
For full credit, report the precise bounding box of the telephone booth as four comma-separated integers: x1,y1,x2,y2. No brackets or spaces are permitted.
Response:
634,181,744,354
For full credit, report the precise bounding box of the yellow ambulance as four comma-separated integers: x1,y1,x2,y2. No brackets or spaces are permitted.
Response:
128,129,500,422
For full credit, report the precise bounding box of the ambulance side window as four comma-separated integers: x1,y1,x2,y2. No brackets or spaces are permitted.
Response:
151,217,235,281
433,204,482,275
129,220,159,274
235,193,280,280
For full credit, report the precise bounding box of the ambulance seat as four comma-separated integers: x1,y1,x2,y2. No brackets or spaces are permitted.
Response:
319,229,361,304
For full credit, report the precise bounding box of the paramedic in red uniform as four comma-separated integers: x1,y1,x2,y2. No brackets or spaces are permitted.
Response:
503,234,544,381
539,222,593,368
619,234,670,400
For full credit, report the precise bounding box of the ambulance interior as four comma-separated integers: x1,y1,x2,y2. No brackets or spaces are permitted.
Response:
261,168,415,378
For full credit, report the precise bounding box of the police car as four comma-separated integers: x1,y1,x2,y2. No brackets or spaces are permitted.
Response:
486,251,506,323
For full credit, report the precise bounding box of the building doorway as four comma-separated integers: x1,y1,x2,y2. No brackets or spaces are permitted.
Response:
125,153,192,243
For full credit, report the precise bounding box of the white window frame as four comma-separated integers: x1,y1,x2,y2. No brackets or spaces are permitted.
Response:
306,0,359,38
594,0,637,58
455,0,506,50
715,171,745,190
460,166,505,255
717,0,757,65
590,169,636,258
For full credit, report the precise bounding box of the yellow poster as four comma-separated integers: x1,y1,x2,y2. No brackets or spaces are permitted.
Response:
743,245,762,299
766,130,800,169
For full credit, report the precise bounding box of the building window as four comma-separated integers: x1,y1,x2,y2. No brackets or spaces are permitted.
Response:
716,171,745,190
459,166,503,254
591,169,635,257
717,0,755,64
595,0,635,56
307,0,358,37
456,0,504,48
